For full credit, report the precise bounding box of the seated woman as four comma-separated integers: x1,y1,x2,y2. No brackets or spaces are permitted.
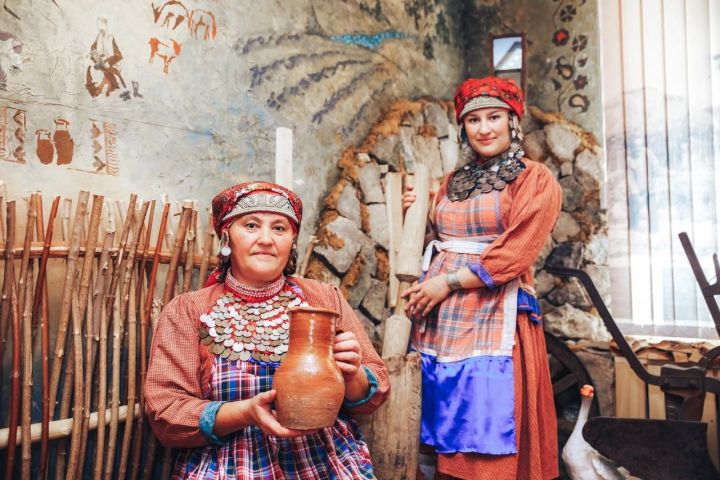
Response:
145,181,390,479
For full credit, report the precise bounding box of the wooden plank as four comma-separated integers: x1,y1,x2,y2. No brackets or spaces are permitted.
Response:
614,356,647,418
647,364,666,419
642,0,675,327
621,0,654,327
600,0,633,323
663,0,698,325
685,0,717,330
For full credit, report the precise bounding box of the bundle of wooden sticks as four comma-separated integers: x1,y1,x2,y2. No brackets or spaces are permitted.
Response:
0,184,216,480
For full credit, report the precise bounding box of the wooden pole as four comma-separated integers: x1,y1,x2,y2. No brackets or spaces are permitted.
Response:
117,268,137,479
87,215,115,480
20,263,33,480
49,191,89,420
162,201,192,306
31,193,49,347
36,196,59,480
0,180,6,242
4,280,20,480
0,201,16,407
16,194,36,344
182,207,198,293
384,173,403,308
197,207,214,288
64,288,86,480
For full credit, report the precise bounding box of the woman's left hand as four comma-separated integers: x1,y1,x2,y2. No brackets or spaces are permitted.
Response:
333,331,362,379
402,275,451,317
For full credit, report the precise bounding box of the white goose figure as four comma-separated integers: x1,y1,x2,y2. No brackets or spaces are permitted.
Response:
562,385,641,480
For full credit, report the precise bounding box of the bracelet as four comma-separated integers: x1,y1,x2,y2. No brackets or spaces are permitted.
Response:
446,271,462,291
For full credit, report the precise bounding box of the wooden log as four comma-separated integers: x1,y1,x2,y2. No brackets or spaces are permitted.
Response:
395,163,429,283
4,281,20,480
49,190,89,420
0,403,140,448
197,207,214,288
354,353,422,480
20,261,32,480
384,173,403,308
36,195,59,480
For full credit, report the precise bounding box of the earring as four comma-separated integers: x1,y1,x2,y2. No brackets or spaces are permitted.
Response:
220,230,231,257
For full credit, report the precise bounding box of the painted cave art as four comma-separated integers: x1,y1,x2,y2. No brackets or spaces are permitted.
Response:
550,0,591,114
86,18,126,98
148,0,217,74
91,120,119,175
148,38,182,74
0,106,26,163
34,117,75,166
0,30,22,90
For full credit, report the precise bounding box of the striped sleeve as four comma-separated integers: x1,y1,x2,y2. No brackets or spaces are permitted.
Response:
474,161,562,287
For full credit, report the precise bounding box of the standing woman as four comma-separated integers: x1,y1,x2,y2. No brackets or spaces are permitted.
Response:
403,77,561,480
145,182,389,479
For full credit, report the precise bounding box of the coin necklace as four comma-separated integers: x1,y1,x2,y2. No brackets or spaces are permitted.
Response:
198,274,308,364
448,112,526,202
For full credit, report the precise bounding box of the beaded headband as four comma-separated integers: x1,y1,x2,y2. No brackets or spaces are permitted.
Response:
222,191,299,225
458,95,511,121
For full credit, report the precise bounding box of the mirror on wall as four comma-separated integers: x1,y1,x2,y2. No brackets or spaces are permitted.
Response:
491,33,526,92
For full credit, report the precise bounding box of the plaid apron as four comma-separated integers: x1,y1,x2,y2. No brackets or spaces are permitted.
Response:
411,189,519,454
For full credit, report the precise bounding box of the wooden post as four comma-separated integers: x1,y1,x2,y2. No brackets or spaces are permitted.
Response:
275,127,293,189
355,353,422,480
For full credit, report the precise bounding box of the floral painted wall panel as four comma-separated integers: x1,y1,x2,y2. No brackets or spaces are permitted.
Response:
0,0,464,244
464,0,603,139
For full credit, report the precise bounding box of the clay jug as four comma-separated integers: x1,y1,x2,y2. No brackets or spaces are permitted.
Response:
273,306,345,429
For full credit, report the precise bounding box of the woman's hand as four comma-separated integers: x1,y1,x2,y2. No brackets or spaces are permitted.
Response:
222,390,315,438
334,331,362,379
402,275,451,317
402,184,437,213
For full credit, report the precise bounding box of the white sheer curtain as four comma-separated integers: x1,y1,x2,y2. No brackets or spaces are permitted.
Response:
600,0,720,338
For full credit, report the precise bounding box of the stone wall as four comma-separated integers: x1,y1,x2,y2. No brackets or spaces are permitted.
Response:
304,98,458,350
523,106,610,342
0,0,464,249
463,0,603,141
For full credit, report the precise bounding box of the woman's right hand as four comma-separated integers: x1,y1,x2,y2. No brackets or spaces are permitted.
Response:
402,185,436,213
234,390,316,437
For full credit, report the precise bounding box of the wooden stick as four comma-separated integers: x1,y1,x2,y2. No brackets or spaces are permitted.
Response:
129,200,156,480
182,207,198,292
197,208,214,287
54,336,74,480
34,195,58,480
85,216,115,478
16,194,35,340
0,200,16,442
32,193,49,345
0,201,16,405
77,260,97,480
162,201,192,306
0,243,219,266
61,198,72,241
384,173,403,308
64,288,85,480
298,235,318,277
117,268,138,479
103,290,122,479
139,204,170,480
20,264,32,480
0,180,6,242
49,191,89,420
0,403,140,448
103,194,137,325
4,280,20,480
